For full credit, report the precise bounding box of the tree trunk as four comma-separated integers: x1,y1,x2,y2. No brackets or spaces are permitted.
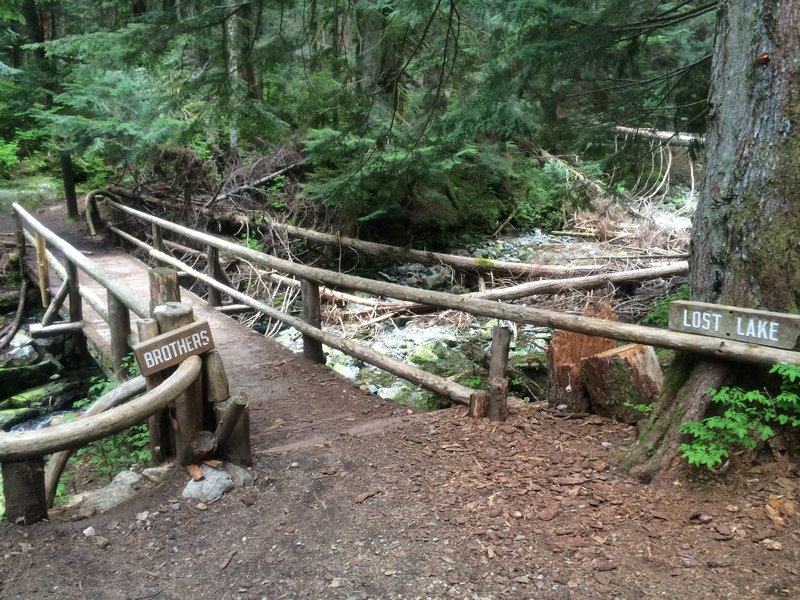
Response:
626,1,800,480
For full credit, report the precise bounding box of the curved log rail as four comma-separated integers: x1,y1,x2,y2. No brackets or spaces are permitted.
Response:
0,357,200,462
96,198,800,367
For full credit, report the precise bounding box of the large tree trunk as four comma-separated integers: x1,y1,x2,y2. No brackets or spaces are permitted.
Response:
626,1,800,480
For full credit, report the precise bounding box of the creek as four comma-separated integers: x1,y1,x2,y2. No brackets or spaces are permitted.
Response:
270,218,689,407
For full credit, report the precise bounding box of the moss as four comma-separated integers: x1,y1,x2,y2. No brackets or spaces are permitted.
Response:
473,257,495,269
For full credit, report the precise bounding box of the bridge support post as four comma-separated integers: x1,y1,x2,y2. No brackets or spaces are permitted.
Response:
154,302,204,465
65,259,82,322
206,245,222,307
2,457,48,525
34,233,50,308
107,291,132,380
301,279,324,364
148,267,181,315
137,318,169,463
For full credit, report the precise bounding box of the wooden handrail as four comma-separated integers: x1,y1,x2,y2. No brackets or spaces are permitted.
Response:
101,199,800,366
0,356,201,462
12,202,149,319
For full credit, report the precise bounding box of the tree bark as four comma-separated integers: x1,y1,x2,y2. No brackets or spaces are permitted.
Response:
627,1,800,480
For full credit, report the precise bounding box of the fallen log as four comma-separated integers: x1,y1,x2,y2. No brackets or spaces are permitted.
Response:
469,263,687,301
614,125,705,147
267,221,599,278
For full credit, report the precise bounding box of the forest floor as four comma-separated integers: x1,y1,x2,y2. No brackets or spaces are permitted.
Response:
1,204,799,599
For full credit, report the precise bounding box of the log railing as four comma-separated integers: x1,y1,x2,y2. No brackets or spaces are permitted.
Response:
95,198,800,369
13,202,149,378
1,356,201,525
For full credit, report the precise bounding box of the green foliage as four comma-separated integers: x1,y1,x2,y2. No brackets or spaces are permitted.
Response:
462,374,484,389
0,138,19,177
240,234,264,253
639,285,690,327
678,364,800,470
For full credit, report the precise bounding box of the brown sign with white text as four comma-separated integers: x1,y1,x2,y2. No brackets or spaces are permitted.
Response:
133,320,215,376
668,301,800,349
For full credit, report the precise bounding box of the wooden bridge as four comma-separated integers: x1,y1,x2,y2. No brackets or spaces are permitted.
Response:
3,197,800,524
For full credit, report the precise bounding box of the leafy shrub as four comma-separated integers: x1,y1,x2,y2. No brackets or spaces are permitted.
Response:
678,363,800,469
0,139,19,177
639,284,690,327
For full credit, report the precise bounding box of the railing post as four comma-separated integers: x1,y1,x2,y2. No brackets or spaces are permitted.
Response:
137,318,169,463
151,223,164,254
12,210,25,259
148,267,181,316
2,457,48,524
65,258,82,322
107,290,131,380
34,232,50,307
206,245,222,307
301,279,324,363
154,302,203,466
487,325,512,421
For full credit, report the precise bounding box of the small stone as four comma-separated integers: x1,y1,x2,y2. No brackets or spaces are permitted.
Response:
556,404,568,411
760,539,783,551
601,442,613,449
83,526,96,537
384,569,398,576
330,578,342,588
706,558,733,568
94,536,111,549
689,513,713,524
594,561,617,572
681,556,701,568
289,462,300,469
515,575,530,584
170,501,180,511
196,502,208,511
136,511,150,521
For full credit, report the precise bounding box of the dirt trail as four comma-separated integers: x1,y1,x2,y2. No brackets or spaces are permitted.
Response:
1,205,799,599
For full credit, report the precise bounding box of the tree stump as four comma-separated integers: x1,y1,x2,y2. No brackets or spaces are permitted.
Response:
547,303,617,411
2,458,47,524
582,344,664,424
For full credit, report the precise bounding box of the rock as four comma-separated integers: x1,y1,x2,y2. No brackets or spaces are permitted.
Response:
219,462,254,488
83,471,144,514
182,464,234,502
2,345,39,367
408,345,439,364
141,463,173,484
95,536,111,549
83,526,96,537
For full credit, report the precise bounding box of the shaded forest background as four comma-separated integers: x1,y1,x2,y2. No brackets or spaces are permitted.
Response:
1,1,714,242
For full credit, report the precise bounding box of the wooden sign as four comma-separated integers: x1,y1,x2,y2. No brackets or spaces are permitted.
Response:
668,301,800,349
133,320,215,376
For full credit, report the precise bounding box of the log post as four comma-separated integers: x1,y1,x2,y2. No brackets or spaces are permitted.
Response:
2,457,47,524
487,326,511,421
206,245,222,307
154,302,203,465
34,232,50,308
65,259,82,322
152,223,164,253
301,279,324,364
469,390,488,419
204,350,250,464
13,210,25,259
148,267,181,316
137,318,169,462
107,291,131,381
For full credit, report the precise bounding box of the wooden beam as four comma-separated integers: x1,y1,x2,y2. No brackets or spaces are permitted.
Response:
29,321,84,337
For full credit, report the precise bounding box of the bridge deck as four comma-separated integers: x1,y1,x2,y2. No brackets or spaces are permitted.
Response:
37,222,415,454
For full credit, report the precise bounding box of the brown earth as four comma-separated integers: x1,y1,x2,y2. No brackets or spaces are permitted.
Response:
1,203,799,600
